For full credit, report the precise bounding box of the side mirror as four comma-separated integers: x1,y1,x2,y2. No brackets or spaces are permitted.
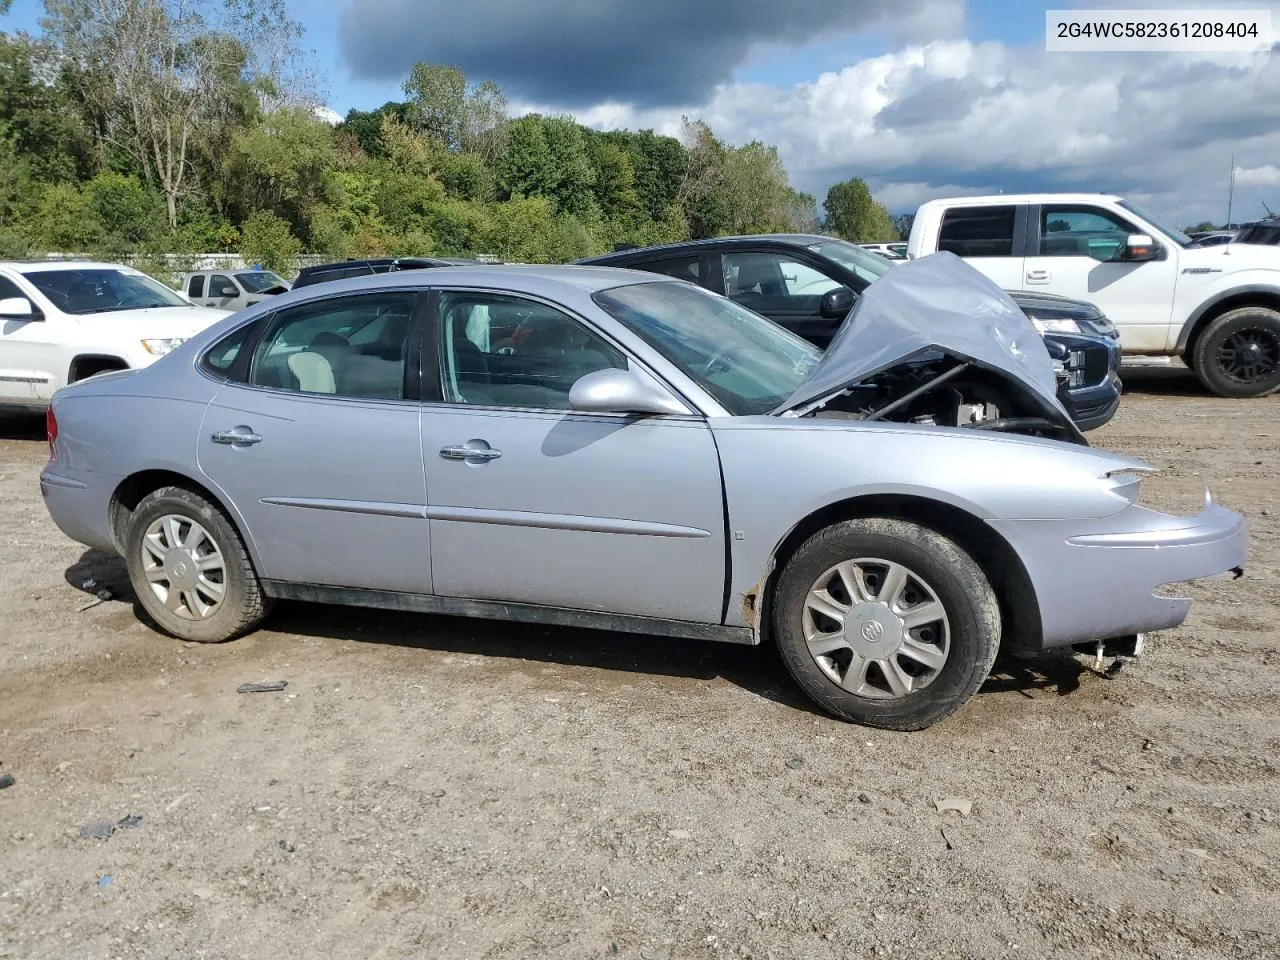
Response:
0,296,41,320
1117,234,1160,262
820,286,856,319
216,286,238,298
569,367,688,417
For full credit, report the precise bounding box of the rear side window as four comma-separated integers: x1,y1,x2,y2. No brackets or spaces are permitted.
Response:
640,257,702,283
938,206,1017,257
188,274,205,298
202,322,255,378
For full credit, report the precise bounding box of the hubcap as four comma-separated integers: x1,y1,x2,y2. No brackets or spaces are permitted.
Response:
802,558,950,700
1217,327,1280,385
140,515,226,621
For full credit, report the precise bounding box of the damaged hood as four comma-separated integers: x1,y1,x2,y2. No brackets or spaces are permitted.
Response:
777,251,1068,419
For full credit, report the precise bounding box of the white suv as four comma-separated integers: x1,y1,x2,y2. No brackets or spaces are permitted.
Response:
908,194,1280,397
0,261,230,410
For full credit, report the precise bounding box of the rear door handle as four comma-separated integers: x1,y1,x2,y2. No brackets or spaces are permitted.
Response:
440,444,501,462
211,428,262,446
1026,269,1051,283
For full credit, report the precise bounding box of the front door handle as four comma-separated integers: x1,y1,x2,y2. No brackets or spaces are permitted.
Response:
211,428,263,446
440,443,501,462
1026,269,1051,283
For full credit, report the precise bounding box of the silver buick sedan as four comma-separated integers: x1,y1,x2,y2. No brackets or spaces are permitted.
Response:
40,254,1247,729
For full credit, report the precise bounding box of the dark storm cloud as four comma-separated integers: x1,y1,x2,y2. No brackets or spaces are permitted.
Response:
338,0,953,107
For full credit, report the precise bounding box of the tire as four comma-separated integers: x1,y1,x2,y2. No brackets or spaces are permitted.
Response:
771,518,1000,730
1191,307,1280,398
123,485,269,643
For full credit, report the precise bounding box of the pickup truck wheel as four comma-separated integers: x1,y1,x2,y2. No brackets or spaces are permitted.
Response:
1192,307,1280,398
771,518,1000,730
123,485,269,642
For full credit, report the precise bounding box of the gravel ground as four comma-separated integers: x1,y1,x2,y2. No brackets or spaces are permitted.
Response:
1,369,1277,959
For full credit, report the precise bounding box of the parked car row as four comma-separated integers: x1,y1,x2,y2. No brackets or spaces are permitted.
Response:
39,255,1248,729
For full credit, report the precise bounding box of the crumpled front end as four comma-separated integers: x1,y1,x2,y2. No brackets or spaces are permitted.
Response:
988,489,1247,650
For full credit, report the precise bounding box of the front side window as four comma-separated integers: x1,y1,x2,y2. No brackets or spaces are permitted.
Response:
210,274,238,298
21,269,189,315
593,280,820,416
437,291,626,410
188,274,205,298
938,205,1017,258
1039,206,1139,261
248,293,415,400
721,251,843,315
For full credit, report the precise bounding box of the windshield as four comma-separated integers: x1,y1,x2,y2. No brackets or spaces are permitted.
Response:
809,239,895,285
24,269,189,315
1118,200,1193,248
235,271,287,293
592,281,820,416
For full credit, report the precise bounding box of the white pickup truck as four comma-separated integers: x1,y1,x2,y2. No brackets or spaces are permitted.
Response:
908,194,1280,397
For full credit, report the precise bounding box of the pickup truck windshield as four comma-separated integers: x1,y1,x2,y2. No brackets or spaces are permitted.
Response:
235,271,287,293
1118,200,1193,248
24,269,189,315
593,280,820,416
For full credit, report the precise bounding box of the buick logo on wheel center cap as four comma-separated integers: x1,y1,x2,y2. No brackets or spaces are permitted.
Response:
861,621,884,643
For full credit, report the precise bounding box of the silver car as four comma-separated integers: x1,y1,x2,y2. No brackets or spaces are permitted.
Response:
39,254,1247,729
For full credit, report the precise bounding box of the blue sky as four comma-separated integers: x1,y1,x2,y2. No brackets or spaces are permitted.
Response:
5,0,1279,224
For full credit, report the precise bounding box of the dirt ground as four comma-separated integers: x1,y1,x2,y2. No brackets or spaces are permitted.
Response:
0,369,1277,960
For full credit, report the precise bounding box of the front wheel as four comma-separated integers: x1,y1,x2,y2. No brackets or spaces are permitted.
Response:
771,518,1000,730
124,485,270,643
1191,307,1280,398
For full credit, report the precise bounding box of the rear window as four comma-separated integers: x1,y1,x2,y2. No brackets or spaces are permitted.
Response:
938,206,1017,258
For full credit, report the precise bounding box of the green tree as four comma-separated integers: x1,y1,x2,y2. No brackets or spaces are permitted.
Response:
0,34,95,183
84,171,165,252
402,63,507,159
540,115,596,217
498,114,555,199
30,181,101,250
42,0,308,227
223,108,337,239
823,177,897,242
238,209,301,274
785,189,821,233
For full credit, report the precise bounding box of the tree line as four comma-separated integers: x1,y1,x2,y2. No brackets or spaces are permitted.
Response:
0,0,901,277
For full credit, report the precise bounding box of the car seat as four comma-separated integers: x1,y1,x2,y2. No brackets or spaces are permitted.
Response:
287,351,336,393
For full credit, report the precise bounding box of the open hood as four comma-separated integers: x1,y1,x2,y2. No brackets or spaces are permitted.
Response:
775,252,1081,440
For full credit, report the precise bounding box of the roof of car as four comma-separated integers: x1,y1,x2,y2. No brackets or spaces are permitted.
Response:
916,194,1124,209
278,263,669,300
578,234,844,262
0,260,139,273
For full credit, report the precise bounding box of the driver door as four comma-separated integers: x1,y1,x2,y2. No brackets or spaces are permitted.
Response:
420,288,726,624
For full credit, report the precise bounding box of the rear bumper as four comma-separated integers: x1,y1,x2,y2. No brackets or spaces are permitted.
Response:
988,495,1247,650
40,465,119,553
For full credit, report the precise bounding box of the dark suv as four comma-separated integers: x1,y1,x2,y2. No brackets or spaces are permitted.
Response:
580,235,1122,431
292,257,481,289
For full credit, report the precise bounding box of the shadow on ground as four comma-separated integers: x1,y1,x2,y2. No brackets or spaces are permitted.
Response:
0,410,46,441
67,548,1090,720
1118,367,1208,398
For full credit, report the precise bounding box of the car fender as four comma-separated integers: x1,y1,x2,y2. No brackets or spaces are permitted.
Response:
710,418,1145,629
1174,274,1280,352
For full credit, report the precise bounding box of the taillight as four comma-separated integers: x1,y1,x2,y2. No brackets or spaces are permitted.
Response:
46,406,57,461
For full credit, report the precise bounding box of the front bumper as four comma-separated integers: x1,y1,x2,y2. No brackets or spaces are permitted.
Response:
1049,332,1123,432
988,494,1247,650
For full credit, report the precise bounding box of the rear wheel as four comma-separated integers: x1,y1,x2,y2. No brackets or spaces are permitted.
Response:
771,518,1000,730
123,485,269,642
1191,307,1280,398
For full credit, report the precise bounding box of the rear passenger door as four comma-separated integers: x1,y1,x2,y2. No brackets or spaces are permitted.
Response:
197,290,431,593
935,204,1026,290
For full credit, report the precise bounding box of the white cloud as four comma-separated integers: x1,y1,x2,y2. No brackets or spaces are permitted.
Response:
545,37,1280,225
314,106,343,126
